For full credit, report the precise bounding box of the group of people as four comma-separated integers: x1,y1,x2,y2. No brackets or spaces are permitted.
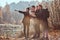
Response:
15,4,49,40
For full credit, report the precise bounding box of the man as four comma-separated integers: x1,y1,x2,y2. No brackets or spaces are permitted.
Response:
35,5,49,40
15,7,30,39
30,6,40,38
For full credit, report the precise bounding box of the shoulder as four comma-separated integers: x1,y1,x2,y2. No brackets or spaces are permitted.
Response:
42,9,49,12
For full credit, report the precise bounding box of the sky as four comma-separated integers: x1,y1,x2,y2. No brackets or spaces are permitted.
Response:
0,0,42,7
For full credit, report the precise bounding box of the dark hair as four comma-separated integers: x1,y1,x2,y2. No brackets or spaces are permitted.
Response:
36,6,38,7
26,7,30,10
39,5,42,8
31,5,35,8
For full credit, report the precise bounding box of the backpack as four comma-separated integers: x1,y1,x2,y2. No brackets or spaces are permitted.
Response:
35,9,49,20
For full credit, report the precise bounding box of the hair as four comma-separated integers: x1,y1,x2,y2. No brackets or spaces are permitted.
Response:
36,6,38,7
39,5,42,8
26,7,30,10
31,5,35,8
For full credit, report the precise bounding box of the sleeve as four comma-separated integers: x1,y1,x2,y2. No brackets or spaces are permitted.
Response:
18,11,26,14
44,9,49,18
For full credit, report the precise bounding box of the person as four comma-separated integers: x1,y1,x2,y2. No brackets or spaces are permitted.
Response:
35,5,49,40
30,5,40,38
0,36,2,40
15,7,31,39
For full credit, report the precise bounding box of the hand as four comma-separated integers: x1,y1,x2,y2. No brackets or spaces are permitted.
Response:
30,13,36,17
15,10,17,11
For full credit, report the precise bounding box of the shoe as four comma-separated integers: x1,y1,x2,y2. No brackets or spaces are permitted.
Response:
45,37,49,40
40,37,49,40
31,35,40,39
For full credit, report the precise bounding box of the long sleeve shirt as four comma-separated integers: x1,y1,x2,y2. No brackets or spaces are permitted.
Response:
18,10,31,23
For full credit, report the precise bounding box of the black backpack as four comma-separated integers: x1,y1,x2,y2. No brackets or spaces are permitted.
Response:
35,9,49,20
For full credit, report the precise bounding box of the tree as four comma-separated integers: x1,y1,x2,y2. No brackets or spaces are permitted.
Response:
47,0,60,29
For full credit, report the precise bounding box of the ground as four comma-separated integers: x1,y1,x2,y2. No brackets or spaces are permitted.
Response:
0,30,60,40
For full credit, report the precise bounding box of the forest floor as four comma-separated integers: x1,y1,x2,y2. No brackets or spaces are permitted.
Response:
11,30,60,40
0,30,60,40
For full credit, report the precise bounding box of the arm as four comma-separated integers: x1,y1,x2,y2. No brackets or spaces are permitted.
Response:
29,14,36,18
18,11,26,13
15,10,26,14
29,11,36,18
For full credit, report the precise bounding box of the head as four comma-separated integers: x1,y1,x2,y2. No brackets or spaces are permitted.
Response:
30,5,35,11
38,5,42,10
26,7,30,12
35,6,38,11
